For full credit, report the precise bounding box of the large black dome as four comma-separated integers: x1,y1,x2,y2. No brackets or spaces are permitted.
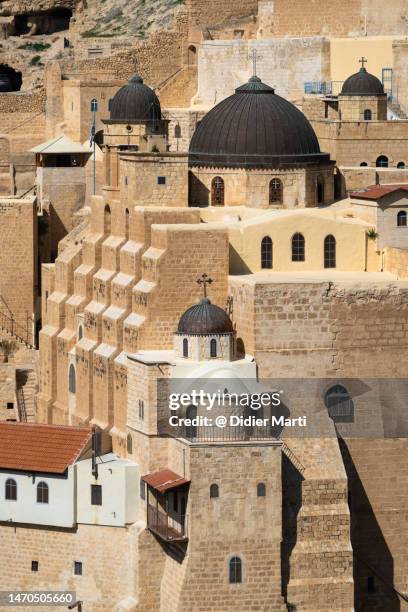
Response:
189,76,330,168
340,67,385,96
177,298,234,335
109,75,162,122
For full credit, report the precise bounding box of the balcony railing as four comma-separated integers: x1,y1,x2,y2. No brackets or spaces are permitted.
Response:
147,503,188,542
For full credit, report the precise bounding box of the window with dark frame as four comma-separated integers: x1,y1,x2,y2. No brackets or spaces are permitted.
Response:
292,233,305,262
5,478,17,501
210,483,219,498
6,402,13,409
229,556,243,584
74,561,83,576
139,399,144,420
257,483,266,497
269,178,283,204
91,484,102,506
210,338,217,358
183,338,189,358
397,211,407,227
363,109,372,120
261,236,273,269
211,176,225,206
157,176,166,185
37,481,49,504
31,560,39,572
324,235,336,268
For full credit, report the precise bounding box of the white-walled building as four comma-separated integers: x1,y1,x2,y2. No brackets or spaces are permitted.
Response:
0,422,139,528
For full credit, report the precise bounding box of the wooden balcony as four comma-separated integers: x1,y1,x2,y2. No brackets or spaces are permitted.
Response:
147,503,188,543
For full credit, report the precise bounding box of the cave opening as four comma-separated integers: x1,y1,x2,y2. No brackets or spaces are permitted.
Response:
0,64,22,92
14,8,72,36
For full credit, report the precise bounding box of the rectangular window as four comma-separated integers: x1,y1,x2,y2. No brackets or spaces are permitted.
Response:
139,400,144,420
6,402,13,409
74,561,83,576
157,176,166,185
91,484,102,506
31,560,38,572
140,479,146,500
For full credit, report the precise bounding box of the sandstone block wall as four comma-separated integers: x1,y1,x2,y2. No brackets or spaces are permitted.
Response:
0,198,37,340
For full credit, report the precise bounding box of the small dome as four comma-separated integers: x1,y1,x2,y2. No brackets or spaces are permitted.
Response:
340,68,385,96
177,298,234,335
189,76,330,169
109,74,162,122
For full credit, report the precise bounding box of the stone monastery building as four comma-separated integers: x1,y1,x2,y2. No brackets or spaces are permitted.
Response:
0,1,406,610
30,67,408,611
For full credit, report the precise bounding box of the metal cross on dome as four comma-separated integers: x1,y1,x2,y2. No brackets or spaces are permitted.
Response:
197,273,213,298
359,56,368,69
248,49,263,77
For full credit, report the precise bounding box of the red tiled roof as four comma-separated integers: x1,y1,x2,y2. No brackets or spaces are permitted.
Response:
350,184,408,201
142,469,190,493
0,422,92,474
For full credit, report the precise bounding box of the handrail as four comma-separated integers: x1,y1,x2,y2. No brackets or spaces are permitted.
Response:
0,305,34,348
282,443,306,475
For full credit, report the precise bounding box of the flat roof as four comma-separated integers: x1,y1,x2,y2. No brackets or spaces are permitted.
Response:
229,271,402,286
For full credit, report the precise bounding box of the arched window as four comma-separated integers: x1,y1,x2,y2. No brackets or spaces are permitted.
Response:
324,235,336,268
397,161,406,169
188,45,197,66
104,204,111,234
5,478,17,501
360,162,368,167
125,208,129,241
317,177,324,204
78,325,83,341
269,178,282,204
183,338,189,358
185,405,197,440
126,433,133,454
261,236,273,269
292,233,305,262
68,364,76,394
325,385,354,422
210,338,217,358
174,124,181,139
210,483,219,498
37,481,49,504
376,155,388,168
257,483,266,497
364,109,372,120
211,177,225,206
229,556,243,584
397,211,407,227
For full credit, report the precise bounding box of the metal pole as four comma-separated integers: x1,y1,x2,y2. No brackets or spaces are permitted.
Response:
93,108,96,196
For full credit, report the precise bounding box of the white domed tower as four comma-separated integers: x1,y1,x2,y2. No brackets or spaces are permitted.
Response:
174,296,235,362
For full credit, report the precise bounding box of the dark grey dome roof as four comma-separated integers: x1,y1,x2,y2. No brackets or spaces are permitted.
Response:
340,68,385,96
177,298,234,335
110,75,162,122
189,76,330,168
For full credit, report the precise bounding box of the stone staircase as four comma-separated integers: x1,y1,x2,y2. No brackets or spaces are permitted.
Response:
157,66,198,108
16,367,37,422
388,100,408,120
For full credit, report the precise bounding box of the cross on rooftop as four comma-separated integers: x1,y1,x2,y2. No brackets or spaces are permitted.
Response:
197,273,213,298
248,49,263,77
359,56,368,69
